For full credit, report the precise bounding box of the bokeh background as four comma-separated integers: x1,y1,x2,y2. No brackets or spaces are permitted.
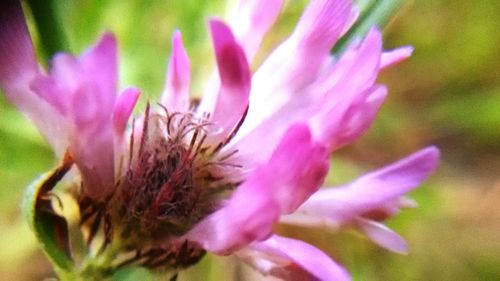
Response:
1,0,499,280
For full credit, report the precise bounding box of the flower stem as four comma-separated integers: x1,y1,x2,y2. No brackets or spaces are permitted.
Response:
332,0,407,55
25,0,68,63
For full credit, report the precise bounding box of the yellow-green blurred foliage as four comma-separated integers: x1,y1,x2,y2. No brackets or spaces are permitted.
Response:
0,1,499,280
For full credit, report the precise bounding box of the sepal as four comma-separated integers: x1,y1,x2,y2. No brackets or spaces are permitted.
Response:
22,152,75,273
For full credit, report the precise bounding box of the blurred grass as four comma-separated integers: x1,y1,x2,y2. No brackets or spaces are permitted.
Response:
1,0,499,280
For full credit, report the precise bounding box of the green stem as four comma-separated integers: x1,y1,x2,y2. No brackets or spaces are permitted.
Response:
25,0,69,63
332,0,407,55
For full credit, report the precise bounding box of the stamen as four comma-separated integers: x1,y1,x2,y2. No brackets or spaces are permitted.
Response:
210,105,249,156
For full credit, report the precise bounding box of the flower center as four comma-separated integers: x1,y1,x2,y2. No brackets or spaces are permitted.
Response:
76,105,244,271
112,106,239,246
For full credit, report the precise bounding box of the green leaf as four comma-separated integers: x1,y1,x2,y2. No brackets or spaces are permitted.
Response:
332,0,406,55
22,153,75,273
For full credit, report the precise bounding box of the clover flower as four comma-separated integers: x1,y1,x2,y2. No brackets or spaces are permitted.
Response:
0,0,438,280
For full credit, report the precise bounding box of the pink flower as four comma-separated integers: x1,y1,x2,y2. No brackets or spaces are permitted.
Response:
0,0,439,280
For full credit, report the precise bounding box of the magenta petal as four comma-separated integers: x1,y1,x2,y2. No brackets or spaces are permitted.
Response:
113,87,140,134
380,46,414,69
229,0,283,61
238,235,351,281
207,19,251,140
186,124,329,253
289,147,440,226
261,123,330,213
161,30,191,112
356,219,408,254
314,84,387,150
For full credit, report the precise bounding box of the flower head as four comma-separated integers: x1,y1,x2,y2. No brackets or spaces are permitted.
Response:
0,0,438,280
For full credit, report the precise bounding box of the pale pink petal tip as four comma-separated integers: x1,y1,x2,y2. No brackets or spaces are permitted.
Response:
381,46,414,69
113,87,140,133
161,29,191,111
170,30,190,89
357,219,409,254
295,0,352,50
229,0,283,60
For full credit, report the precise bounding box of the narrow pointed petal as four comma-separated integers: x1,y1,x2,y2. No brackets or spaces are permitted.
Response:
113,87,140,134
237,235,351,281
161,30,191,112
228,28,383,162
206,19,251,140
186,124,329,253
293,0,353,51
380,46,414,69
356,219,408,254
247,0,352,113
288,147,439,226
229,0,283,61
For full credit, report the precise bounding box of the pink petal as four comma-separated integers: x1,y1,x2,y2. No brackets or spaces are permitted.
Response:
160,30,191,112
113,87,140,134
286,147,440,226
31,33,119,198
80,32,117,113
245,0,353,118
293,0,352,51
227,28,383,163
206,19,251,141
229,0,283,61
186,124,329,253
312,84,387,151
356,219,408,254
237,235,351,281
380,46,414,69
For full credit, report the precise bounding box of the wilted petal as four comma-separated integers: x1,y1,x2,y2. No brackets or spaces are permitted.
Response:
228,0,283,61
237,235,351,281
161,30,191,112
282,147,439,227
380,46,414,69
186,124,329,253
